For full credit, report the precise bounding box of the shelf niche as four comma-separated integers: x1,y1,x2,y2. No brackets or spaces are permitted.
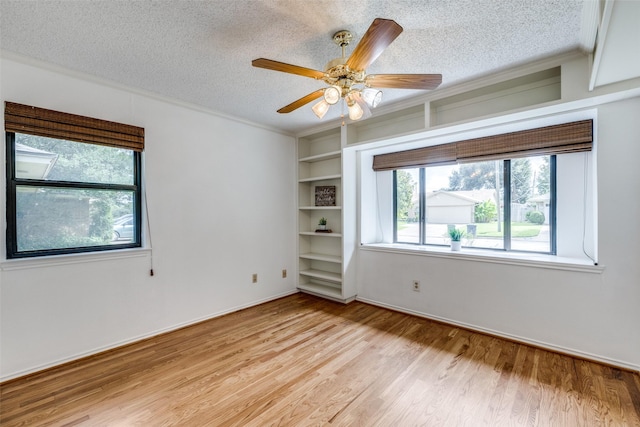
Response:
297,127,355,303
430,67,561,126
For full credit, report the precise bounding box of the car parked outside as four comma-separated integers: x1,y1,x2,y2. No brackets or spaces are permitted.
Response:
112,214,134,241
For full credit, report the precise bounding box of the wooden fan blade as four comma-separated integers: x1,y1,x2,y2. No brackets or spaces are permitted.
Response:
365,74,442,90
277,89,325,113
252,58,325,79
346,18,403,72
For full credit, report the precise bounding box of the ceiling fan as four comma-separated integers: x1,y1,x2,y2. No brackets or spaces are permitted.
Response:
252,18,442,121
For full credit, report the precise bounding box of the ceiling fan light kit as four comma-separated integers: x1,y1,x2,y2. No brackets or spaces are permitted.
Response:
362,88,382,108
347,91,372,121
311,99,330,119
345,94,363,120
252,18,442,122
323,85,342,105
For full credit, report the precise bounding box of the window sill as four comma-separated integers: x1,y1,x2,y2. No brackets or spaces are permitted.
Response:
0,248,152,271
360,243,603,274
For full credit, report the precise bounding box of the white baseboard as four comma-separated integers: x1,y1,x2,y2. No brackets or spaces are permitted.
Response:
1,290,298,383
356,296,640,374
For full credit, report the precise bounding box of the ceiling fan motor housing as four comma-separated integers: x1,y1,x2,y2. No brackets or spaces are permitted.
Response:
324,58,366,96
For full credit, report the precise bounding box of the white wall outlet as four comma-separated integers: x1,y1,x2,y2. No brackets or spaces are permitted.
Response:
412,280,420,292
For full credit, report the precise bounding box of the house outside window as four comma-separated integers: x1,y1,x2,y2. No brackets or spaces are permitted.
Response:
394,155,555,254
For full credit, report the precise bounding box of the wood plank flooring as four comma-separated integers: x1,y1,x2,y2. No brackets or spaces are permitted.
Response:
1,293,639,426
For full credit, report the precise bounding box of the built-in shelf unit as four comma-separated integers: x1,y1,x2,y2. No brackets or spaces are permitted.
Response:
297,127,356,303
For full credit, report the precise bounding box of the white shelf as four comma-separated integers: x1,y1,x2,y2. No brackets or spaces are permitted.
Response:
299,150,342,163
299,253,342,264
298,206,342,210
298,174,341,183
299,269,342,283
298,282,343,300
299,231,342,238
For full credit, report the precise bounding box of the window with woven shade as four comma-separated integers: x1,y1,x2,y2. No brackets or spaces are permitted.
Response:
384,120,593,255
5,102,144,258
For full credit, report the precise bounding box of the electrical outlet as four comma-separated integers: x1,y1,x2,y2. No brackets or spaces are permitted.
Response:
282,269,287,278
412,280,420,292
252,273,258,283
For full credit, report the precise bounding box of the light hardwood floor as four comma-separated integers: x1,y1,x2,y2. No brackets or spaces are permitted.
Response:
1,293,639,426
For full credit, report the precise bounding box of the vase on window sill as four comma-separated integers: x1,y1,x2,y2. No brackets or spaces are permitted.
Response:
451,241,461,251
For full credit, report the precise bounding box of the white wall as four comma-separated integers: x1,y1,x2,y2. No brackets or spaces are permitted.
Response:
556,152,597,259
355,96,640,370
0,57,297,380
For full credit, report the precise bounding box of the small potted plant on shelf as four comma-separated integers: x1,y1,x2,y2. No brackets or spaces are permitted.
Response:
448,227,465,251
317,217,327,231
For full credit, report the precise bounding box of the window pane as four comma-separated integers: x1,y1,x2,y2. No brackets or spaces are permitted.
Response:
15,134,134,185
424,164,457,246
425,161,504,249
510,155,551,252
16,186,136,252
396,168,419,243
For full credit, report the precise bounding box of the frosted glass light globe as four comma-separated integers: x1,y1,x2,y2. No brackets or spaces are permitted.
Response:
323,86,342,105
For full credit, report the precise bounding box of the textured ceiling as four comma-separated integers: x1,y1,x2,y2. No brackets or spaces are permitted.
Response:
0,0,591,134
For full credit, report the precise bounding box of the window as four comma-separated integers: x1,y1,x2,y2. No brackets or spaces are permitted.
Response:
5,102,144,258
374,119,593,258
393,155,555,253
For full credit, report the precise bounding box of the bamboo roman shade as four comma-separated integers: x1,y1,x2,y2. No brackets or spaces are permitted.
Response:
456,120,593,162
372,119,592,171
371,143,456,171
5,102,145,152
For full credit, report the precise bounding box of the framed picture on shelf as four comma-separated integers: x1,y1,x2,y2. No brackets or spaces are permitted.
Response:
315,185,336,206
